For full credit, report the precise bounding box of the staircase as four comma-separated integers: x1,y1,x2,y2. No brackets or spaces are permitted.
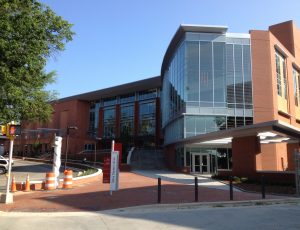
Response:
130,148,166,170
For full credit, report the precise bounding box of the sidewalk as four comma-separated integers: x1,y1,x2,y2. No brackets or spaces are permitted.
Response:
133,170,238,191
0,172,291,212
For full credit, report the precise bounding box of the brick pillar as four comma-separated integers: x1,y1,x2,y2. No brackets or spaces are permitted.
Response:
232,136,261,177
115,104,120,138
155,97,161,147
98,108,104,138
286,142,300,171
134,101,139,146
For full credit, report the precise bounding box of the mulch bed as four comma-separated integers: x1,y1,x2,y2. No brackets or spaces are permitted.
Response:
233,182,296,195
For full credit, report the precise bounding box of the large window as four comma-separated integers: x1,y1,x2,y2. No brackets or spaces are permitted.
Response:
103,108,115,138
293,67,300,106
275,50,287,99
139,101,155,136
120,94,135,104
185,116,226,137
120,105,134,136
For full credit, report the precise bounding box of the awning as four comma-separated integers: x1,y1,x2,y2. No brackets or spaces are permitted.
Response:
166,120,300,147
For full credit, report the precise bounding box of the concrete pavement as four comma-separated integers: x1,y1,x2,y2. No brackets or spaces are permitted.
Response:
0,159,78,192
0,172,290,212
1,203,300,229
133,170,239,191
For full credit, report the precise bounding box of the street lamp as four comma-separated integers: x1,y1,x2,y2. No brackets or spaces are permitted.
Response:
64,126,78,170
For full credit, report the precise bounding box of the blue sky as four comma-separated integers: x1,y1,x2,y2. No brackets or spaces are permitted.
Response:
41,0,300,99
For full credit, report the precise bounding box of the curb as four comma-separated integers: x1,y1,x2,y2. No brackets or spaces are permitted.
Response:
1,198,299,216
103,198,300,214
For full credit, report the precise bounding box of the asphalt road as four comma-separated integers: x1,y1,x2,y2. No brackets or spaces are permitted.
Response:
0,203,299,229
0,159,68,192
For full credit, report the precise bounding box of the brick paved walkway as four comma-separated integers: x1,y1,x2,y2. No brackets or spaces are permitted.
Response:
0,172,288,212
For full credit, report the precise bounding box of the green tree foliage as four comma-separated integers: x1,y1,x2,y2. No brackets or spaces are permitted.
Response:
0,0,74,124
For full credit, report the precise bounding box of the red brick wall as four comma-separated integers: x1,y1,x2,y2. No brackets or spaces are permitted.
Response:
232,136,260,177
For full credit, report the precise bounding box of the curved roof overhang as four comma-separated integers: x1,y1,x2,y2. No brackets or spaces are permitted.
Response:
160,24,228,77
165,120,300,148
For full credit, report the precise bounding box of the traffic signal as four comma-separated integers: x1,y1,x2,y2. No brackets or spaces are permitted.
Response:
0,125,6,136
8,124,21,136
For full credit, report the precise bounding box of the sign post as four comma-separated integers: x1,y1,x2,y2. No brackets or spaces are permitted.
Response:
110,150,119,195
109,140,119,195
1,122,21,203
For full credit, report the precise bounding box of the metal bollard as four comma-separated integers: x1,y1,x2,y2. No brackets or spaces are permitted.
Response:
229,176,233,201
195,177,198,202
261,175,266,199
158,177,161,203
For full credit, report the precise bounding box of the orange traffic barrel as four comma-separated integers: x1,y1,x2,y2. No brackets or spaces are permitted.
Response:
63,170,73,189
24,174,31,192
45,172,56,190
11,175,17,192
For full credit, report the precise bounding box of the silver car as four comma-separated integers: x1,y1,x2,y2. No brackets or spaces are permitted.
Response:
0,158,9,174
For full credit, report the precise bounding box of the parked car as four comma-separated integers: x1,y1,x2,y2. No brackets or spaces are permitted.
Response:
0,158,9,174
0,155,14,165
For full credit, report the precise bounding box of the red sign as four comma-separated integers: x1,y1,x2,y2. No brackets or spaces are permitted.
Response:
114,143,122,166
103,156,111,183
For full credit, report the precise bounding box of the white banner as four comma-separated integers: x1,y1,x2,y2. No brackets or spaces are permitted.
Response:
110,150,119,194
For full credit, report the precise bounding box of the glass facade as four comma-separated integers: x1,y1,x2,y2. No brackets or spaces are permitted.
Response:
162,29,253,172
120,105,134,136
162,32,253,145
139,101,156,136
103,108,115,138
88,88,159,146
184,147,232,173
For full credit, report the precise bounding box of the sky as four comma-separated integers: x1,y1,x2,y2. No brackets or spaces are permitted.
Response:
40,0,300,99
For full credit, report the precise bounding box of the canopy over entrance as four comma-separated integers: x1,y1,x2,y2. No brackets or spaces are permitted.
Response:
169,120,300,148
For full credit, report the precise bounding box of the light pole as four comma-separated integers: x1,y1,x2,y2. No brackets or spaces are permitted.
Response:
64,126,78,171
94,137,102,165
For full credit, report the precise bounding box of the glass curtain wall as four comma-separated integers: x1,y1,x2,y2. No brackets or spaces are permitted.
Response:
162,32,253,145
103,108,115,138
139,101,156,136
120,105,134,136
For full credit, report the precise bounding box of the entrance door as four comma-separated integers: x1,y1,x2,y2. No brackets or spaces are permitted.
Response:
192,153,210,174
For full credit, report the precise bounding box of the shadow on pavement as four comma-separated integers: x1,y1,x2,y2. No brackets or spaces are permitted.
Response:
0,173,286,213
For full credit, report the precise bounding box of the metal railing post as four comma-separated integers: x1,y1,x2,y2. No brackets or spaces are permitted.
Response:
195,177,198,202
261,175,266,199
229,176,233,201
158,177,161,203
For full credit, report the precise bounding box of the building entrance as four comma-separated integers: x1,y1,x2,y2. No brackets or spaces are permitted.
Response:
191,153,210,174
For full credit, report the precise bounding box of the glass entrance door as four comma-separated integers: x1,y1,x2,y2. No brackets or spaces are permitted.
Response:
192,153,210,174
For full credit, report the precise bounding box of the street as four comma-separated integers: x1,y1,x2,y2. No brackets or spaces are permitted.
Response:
0,159,67,192
0,203,299,229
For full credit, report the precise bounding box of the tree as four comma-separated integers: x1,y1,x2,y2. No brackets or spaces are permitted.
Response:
0,0,74,124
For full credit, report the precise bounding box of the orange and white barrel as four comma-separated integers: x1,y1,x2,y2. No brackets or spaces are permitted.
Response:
45,172,56,190
63,170,73,189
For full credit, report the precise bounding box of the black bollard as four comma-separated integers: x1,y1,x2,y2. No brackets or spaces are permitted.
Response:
229,176,233,201
261,175,266,199
195,177,198,202
158,177,161,203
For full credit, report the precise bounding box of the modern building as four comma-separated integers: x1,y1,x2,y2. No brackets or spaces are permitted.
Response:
12,20,300,180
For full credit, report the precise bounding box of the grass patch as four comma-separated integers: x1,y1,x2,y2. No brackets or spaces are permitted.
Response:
77,168,97,177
